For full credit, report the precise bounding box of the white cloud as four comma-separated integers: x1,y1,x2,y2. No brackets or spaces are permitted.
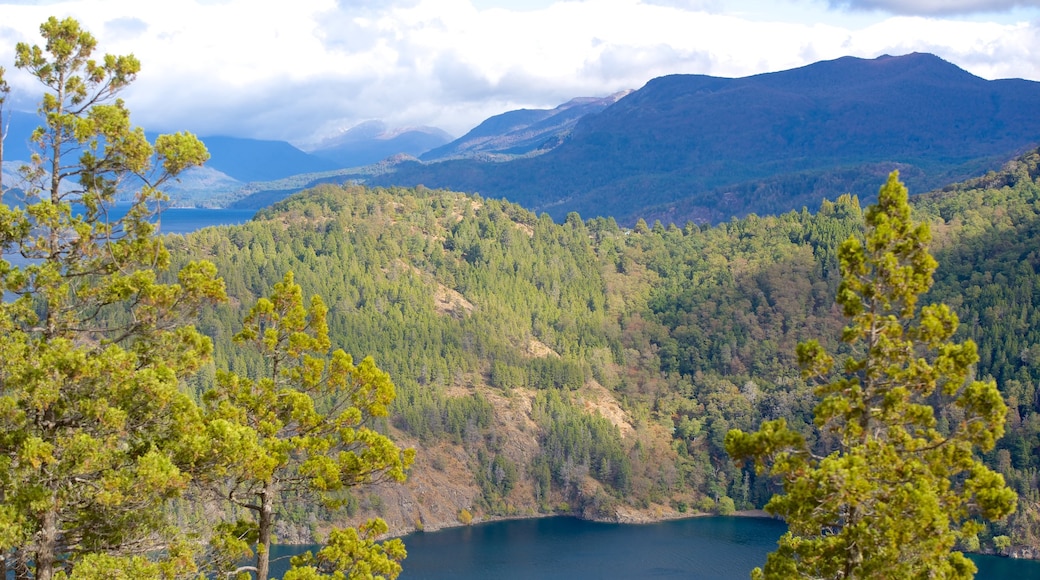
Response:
831,0,1040,16
0,0,1038,144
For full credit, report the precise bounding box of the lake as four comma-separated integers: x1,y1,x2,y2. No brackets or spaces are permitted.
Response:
152,206,257,235
0,206,256,270
268,516,1040,579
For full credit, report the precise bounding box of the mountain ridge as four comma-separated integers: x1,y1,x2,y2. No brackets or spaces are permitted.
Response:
421,91,632,161
368,52,1040,225
307,120,453,168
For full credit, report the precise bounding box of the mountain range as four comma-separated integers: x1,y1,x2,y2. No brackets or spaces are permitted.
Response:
368,52,1040,224
306,120,453,168
5,53,1040,225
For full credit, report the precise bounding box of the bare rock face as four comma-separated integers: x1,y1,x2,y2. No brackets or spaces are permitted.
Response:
364,442,489,536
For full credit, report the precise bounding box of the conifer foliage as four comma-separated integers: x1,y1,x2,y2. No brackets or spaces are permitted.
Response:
203,272,413,580
0,17,412,580
726,172,1017,579
0,16,222,580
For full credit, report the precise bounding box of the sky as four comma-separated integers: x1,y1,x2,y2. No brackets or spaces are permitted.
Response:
0,0,1039,148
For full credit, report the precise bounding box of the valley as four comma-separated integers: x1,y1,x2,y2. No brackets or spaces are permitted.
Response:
162,148,1040,560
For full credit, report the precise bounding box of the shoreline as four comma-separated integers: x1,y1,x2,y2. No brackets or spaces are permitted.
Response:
392,506,778,538
385,509,1036,563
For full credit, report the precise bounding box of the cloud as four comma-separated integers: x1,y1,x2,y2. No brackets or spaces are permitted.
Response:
1,0,1039,145
635,0,720,9
103,16,146,41
830,0,1040,16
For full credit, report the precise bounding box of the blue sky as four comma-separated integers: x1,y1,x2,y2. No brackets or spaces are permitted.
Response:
1,0,1038,146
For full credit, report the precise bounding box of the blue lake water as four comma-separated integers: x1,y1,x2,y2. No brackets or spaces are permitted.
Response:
0,206,255,269
268,516,1040,579
151,206,256,235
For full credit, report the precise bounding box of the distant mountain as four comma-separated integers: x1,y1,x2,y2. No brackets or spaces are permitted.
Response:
420,91,631,161
368,53,1040,225
307,121,452,168
198,136,339,183
2,111,337,188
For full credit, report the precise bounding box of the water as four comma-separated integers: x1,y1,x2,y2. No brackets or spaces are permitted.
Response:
151,206,256,235
267,516,1040,579
0,206,254,269
104,205,255,235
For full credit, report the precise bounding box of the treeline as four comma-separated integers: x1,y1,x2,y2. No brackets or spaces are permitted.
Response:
167,148,1040,555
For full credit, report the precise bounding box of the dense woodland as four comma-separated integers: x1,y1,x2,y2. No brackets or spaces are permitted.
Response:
163,147,1040,558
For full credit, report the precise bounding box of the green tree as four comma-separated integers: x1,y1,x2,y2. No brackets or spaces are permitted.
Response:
0,16,221,580
0,64,9,196
203,272,414,580
725,172,1017,579
281,519,407,580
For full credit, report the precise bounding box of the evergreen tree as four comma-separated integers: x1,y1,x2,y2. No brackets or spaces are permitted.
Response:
203,272,413,580
0,64,9,195
0,17,221,580
281,519,407,580
726,172,1017,579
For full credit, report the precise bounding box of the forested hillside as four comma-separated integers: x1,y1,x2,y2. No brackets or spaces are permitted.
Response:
167,148,1040,556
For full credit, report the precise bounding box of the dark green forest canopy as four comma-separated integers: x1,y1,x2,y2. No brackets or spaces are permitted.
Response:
167,148,1040,554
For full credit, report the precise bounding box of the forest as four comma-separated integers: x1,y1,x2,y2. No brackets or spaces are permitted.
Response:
157,146,1040,561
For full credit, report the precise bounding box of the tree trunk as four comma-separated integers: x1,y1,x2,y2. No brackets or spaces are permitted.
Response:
36,507,58,580
256,481,275,580
0,104,5,197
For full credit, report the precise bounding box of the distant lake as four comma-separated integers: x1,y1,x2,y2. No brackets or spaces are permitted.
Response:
152,206,256,235
1,206,254,269
267,516,1039,579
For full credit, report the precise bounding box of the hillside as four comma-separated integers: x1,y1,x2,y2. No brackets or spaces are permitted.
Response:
421,91,631,161
167,149,1040,556
368,53,1040,225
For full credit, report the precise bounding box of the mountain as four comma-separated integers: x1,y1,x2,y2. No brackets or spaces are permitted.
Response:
197,136,340,183
368,53,1040,225
307,120,453,168
2,111,337,189
420,91,632,161
168,149,1040,551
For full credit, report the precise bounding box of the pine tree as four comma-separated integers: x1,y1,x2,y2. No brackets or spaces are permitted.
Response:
0,64,9,196
0,16,222,580
203,272,413,580
726,172,1017,579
